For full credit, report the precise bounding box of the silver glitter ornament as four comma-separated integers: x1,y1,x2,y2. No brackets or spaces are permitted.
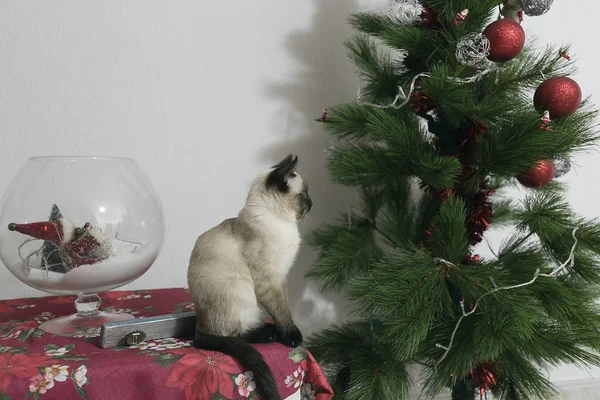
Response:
553,157,571,178
456,33,491,67
387,0,424,24
520,0,554,16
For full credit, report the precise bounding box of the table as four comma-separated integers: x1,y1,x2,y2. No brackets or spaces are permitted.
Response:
0,288,334,400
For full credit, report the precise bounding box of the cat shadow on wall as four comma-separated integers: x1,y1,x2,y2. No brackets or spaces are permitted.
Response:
260,0,386,336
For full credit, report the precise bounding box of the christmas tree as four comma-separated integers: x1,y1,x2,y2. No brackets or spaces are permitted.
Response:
305,1,600,399
41,204,68,273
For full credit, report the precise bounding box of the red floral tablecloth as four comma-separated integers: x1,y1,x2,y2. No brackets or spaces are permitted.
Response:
0,288,333,400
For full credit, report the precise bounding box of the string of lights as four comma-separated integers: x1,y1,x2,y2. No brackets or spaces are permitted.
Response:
434,227,579,370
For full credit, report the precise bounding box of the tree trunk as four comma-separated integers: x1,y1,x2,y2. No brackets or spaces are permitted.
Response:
452,378,476,400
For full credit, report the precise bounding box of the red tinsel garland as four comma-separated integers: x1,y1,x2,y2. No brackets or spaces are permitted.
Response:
422,122,493,247
454,122,494,246
471,361,497,396
416,6,442,29
407,5,498,395
420,118,498,392
452,124,497,394
468,185,494,245
410,89,436,119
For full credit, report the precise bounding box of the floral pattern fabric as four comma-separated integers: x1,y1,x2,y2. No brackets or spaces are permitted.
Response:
0,288,333,400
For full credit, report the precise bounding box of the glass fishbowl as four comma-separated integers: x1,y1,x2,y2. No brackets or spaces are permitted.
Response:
0,156,165,336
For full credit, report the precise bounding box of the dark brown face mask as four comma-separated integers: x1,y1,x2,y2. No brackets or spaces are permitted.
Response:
265,154,299,193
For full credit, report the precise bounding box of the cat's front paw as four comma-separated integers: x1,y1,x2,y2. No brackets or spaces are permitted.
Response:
277,325,303,348
242,323,278,343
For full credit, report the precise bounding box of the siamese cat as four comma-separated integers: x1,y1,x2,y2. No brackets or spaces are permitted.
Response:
187,155,312,400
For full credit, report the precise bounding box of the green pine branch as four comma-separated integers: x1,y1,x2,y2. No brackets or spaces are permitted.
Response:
325,106,462,189
306,321,411,400
349,13,439,62
428,196,470,264
376,177,424,247
492,349,557,400
476,98,599,179
514,190,600,282
347,34,401,102
326,139,461,190
497,43,576,91
305,207,383,293
348,248,454,360
491,198,515,226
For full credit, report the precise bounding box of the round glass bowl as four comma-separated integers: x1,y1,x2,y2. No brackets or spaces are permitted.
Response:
0,156,165,336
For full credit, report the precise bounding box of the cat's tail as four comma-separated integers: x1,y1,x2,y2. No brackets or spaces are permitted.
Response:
193,332,281,400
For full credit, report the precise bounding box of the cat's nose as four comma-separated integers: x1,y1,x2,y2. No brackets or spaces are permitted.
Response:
306,196,313,212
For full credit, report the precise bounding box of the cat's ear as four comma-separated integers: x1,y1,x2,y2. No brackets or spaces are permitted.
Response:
266,154,299,192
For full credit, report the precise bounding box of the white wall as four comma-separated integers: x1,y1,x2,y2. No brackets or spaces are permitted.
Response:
1,0,599,393
0,0,369,332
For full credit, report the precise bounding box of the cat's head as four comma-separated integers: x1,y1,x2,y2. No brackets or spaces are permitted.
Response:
248,154,312,221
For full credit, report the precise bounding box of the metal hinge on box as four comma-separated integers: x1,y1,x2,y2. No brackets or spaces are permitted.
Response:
97,311,196,348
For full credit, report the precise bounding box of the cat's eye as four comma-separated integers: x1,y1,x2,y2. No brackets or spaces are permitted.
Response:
289,172,297,178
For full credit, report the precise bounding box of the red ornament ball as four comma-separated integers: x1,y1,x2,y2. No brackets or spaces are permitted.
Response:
482,19,526,62
517,160,556,189
534,76,582,119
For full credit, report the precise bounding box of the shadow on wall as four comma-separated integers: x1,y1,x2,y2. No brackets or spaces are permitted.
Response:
260,0,366,336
